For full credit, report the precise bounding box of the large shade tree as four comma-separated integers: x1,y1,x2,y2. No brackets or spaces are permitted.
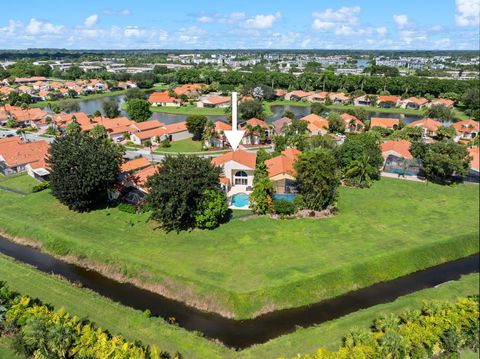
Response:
146,155,225,231
126,99,152,122
186,115,208,140
46,128,124,211
294,148,340,211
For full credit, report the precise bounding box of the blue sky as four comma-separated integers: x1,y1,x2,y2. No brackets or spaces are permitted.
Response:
0,0,479,49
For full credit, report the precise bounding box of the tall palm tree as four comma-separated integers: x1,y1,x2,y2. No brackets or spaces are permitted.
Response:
344,154,375,188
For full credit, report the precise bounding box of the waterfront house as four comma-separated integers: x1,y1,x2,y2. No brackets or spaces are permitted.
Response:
407,118,443,138
377,95,400,108
197,95,230,108
300,113,329,135
353,95,374,107
428,98,455,108
329,92,350,104
285,90,314,101
400,97,429,110
340,113,365,133
307,92,329,103
204,121,232,148
453,120,479,142
148,91,182,107
272,117,292,135
370,117,400,130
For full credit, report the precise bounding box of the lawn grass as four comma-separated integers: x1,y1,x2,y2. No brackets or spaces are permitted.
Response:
241,273,480,358
148,104,227,116
0,254,231,359
0,252,476,359
0,173,37,194
30,90,129,108
0,175,478,319
0,337,24,359
326,103,426,115
154,138,204,153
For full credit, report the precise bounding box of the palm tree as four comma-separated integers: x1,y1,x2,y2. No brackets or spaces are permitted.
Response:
344,154,375,188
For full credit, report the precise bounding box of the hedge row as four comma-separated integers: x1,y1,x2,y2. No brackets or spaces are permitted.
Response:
0,281,180,359
288,296,479,359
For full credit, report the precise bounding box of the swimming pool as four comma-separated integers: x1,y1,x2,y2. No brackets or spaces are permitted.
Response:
231,193,250,208
272,193,296,202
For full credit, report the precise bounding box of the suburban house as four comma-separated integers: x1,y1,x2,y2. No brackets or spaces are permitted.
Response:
240,118,271,145
204,121,232,148
129,121,191,145
353,95,374,107
130,119,165,133
400,97,429,110
0,105,49,127
285,90,314,101
329,92,350,104
148,91,182,106
174,83,204,97
274,89,287,98
14,76,47,84
197,95,230,108
0,137,49,180
272,117,292,135
120,157,151,177
340,113,365,133
428,98,455,108
407,118,443,138
265,148,301,194
377,95,400,108
380,140,413,161
453,120,479,142
211,150,257,193
164,122,191,141
307,92,329,103
380,140,420,176
370,117,400,129
300,113,328,135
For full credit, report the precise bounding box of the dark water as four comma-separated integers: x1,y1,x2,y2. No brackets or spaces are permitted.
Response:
0,235,477,349
51,96,423,126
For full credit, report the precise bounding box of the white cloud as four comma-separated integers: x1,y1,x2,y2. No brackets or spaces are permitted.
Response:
376,26,388,36
455,0,480,26
84,14,98,28
393,14,409,28
26,18,64,34
123,26,145,38
435,37,451,47
197,12,245,24
312,6,360,30
245,12,281,29
301,38,311,48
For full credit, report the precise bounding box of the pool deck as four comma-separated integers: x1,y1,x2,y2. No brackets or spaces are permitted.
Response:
228,186,252,210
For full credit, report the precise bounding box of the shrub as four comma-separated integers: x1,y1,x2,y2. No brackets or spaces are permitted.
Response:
194,189,229,229
31,182,49,193
273,199,296,216
118,203,137,214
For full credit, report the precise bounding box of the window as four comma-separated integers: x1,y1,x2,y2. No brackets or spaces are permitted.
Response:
234,170,248,185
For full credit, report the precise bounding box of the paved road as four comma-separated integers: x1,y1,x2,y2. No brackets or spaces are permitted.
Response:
0,129,55,143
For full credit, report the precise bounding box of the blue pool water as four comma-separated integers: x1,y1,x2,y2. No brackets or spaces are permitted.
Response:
272,193,296,202
231,193,250,207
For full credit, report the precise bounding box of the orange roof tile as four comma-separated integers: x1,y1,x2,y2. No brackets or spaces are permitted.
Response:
243,117,269,129
203,96,230,105
132,120,164,132
265,148,302,178
211,149,257,169
453,120,480,134
380,140,413,159
403,97,429,106
133,127,168,140
370,117,400,129
408,118,442,132
340,113,364,127
133,164,161,192
432,98,454,107
121,157,151,173
214,121,232,132
148,91,180,104
0,139,49,167
378,95,400,103
469,147,479,172
164,121,188,134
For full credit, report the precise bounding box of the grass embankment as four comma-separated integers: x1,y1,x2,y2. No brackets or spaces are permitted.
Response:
0,173,37,194
0,175,478,319
0,253,477,359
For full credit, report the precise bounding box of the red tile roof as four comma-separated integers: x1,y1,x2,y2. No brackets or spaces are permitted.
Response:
203,96,230,105
408,118,442,132
452,120,479,135
380,140,413,159
370,117,400,129
211,149,257,169
164,121,188,134
214,121,232,132
121,157,151,173
0,139,49,167
469,147,479,172
148,91,180,104
265,148,302,178
403,97,429,106
340,113,364,127
242,118,269,129
378,95,400,103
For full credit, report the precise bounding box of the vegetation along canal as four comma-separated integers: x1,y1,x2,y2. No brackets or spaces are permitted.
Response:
0,235,477,349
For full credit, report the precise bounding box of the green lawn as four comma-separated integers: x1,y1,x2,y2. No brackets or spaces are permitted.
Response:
0,173,38,194
0,175,478,319
0,337,24,359
30,90,129,108
155,138,204,153
148,104,227,116
0,252,476,359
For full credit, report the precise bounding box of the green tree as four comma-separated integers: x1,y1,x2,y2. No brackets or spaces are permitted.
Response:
46,131,123,211
125,87,145,101
311,102,327,116
462,87,479,111
126,99,152,122
194,189,229,229
7,91,21,106
57,99,80,114
426,104,454,122
327,112,346,134
65,120,81,135
414,141,470,184
340,132,383,180
186,115,208,141
435,125,456,141
146,155,222,231
102,98,120,118
294,148,340,211
90,124,108,139
238,100,264,120
344,153,375,188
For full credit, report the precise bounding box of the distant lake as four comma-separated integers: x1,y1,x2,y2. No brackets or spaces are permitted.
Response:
45,95,423,125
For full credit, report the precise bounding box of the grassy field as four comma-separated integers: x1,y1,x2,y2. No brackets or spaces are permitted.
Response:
30,90,129,108
154,138,204,153
0,173,37,194
149,104,227,116
0,337,24,359
0,175,478,319
0,253,477,359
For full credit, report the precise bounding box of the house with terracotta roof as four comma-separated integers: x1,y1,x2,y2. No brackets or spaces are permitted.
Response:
197,95,230,108
265,148,301,194
211,150,257,193
428,98,455,108
272,117,292,135
0,137,49,179
274,89,287,98
307,92,329,103
130,164,161,193
340,113,365,133
407,118,443,138
0,105,49,127
329,92,350,104
174,83,204,97
300,113,329,135
380,140,413,160
377,95,400,108
204,121,232,148
400,97,429,110
148,91,182,107
285,90,315,101
353,95,374,107
370,117,400,130
468,147,479,179
130,120,164,133
130,121,191,145
240,118,271,145
453,120,479,142
120,157,151,175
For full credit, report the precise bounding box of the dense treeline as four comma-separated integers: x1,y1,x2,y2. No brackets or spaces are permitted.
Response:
292,296,479,359
0,282,179,358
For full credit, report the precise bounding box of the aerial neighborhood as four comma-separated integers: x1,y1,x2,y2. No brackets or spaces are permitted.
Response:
0,1,479,358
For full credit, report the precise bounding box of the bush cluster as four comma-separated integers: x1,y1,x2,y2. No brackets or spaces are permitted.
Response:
0,282,179,359
273,200,296,216
31,182,50,193
291,296,479,359
118,202,137,214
